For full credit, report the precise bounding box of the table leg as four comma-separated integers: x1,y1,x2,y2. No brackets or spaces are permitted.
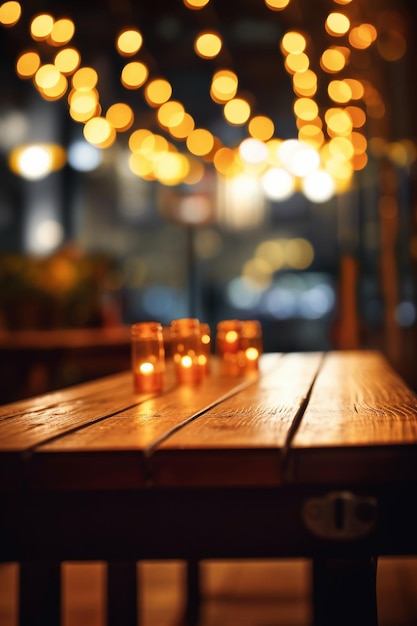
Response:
19,561,61,626
312,557,378,626
107,561,138,626
185,559,201,626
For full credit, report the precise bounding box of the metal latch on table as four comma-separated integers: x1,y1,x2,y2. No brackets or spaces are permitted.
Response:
302,491,378,540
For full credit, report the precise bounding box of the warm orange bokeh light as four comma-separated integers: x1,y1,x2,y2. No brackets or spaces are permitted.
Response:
194,31,222,58
0,1,21,26
281,31,306,55
16,51,41,78
223,98,251,125
54,48,81,75
49,18,75,46
325,12,350,36
121,61,148,89
116,29,143,56
144,79,172,106
30,13,54,40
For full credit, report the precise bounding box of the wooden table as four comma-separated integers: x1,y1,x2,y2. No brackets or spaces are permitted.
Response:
1,350,417,626
0,326,131,401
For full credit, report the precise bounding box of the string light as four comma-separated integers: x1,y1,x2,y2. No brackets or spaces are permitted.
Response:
116,29,143,56
49,18,75,46
0,1,21,26
0,0,394,189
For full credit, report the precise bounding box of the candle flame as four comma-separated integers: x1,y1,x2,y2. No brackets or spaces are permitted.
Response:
225,330,239,343
139,361,154,374
245,347,259,361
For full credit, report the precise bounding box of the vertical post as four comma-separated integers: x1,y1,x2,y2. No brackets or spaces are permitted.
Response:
107,561,138,626
312,557,378,626
186,225,199,319
185,559,201,626
19,562,61,626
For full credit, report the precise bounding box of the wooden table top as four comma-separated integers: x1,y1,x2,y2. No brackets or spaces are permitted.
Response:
0,326,132,350
1,350,417,492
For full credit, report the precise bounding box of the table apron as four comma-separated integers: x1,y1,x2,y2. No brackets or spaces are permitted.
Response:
1,484,417,562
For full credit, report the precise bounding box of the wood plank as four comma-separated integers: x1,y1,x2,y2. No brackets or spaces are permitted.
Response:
0,326,131,350
0,370,132,421
0,370,175,490
151,353,324,487
0,370,138,422
291,350,417,483
24,360,276,490
0,373,148,450
0,367,180,451
0,371,142,489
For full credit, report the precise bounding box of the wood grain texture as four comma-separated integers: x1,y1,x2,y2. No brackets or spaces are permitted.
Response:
19,355,282,490
291,350,417,483
0,371,148,451
293,351,417,447
151,353,324,487
0,369,173,489
0,371,132,422
2,350,417,490
22,369,263,490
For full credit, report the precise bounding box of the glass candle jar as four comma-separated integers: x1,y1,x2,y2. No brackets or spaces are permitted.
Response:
170,318,203,384
198,322,211,376
240,320,263,369
216,319,245,374
162,325,173,360
131,321,165,393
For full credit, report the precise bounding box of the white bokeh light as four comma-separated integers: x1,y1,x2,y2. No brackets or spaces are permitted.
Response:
298,284,335,319
278,139,320,177
227,276,263,310
17,146,52,180
302,169,335,203
68,139,102,172
264,286,298,319
32,219,64,254
262,167,295,200
238,137,269,166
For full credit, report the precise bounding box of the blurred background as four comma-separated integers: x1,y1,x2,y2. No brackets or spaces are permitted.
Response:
0,0,416,401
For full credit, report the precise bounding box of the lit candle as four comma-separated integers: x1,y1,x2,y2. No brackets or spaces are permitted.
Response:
198,322,211,376
240,320,263,370
171,318,203,384
216,319,245,375
131,321,165,393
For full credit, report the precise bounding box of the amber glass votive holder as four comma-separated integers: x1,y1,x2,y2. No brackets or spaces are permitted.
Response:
216,319,245,374
198,322,211,376
240,320,263,370
131,321,165,393
171,318,203,384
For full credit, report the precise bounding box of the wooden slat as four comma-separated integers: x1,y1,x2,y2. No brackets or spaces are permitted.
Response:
0,326,131,349
151,353,324,487
0,373,142,490
0,370,175,490
24,361,272,490
0,372,149,451
0,371,133,423
291,350,417,483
